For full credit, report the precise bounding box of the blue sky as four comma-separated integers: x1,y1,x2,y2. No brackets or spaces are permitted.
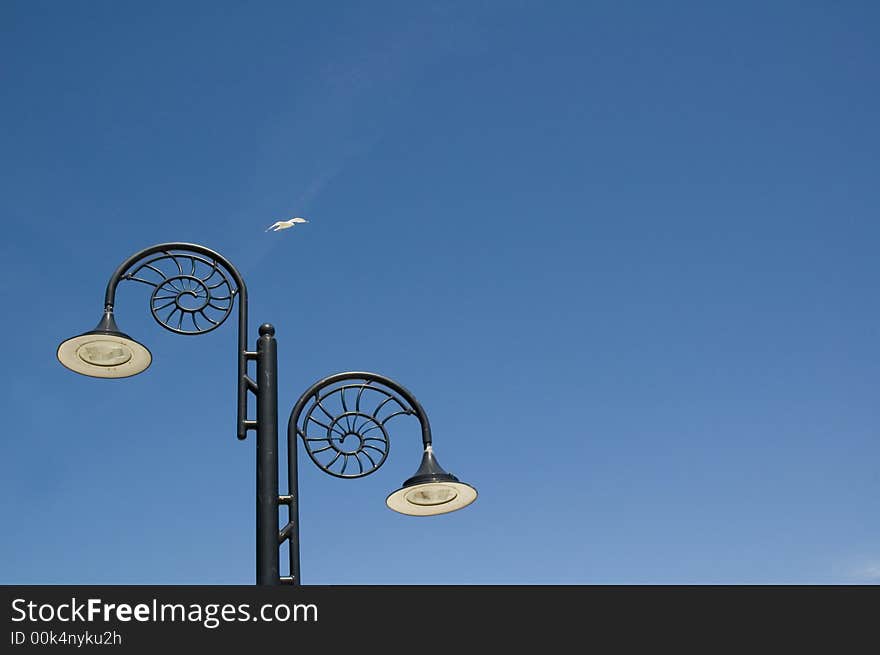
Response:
1,1,878,584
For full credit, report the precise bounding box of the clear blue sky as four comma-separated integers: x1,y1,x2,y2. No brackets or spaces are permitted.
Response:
1,1,878,584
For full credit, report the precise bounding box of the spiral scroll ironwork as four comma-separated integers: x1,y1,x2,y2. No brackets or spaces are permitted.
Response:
120,250,236,335
297,378,417,479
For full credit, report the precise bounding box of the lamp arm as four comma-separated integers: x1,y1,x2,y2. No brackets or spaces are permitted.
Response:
277,371,433,584
102,242,253,441
287,371,433,454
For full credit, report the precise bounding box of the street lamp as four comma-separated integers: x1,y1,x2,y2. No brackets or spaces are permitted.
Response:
56,242,477,585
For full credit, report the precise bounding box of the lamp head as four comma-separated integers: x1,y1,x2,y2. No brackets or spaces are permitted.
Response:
386,445,477,516
57,311,152,378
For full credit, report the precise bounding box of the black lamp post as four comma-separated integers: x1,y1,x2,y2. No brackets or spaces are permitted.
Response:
56,242,477,585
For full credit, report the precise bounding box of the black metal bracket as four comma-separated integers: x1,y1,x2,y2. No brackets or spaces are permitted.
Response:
103,243,253,442
277,371,434,585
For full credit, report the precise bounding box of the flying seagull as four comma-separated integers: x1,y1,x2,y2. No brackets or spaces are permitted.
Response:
266,217,309,232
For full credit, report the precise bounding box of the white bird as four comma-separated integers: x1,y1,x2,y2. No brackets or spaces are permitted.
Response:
266,217,309,232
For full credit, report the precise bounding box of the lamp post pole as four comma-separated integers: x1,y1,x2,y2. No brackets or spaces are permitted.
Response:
256,323,280,585
57,242,476,586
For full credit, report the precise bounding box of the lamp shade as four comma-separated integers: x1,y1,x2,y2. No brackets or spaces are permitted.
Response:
386,446,477,516
57,311,152,379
